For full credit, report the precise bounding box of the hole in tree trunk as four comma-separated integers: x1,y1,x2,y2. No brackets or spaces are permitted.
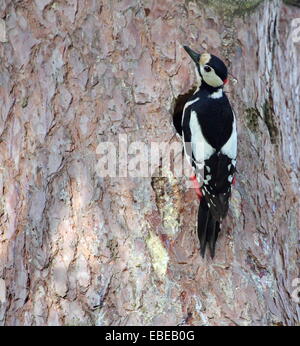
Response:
172,87,197,136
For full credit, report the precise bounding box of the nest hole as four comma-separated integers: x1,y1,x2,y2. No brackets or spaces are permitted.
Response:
172,87,197,136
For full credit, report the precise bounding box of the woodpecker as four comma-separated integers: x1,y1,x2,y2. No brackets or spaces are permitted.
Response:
180,46,237,259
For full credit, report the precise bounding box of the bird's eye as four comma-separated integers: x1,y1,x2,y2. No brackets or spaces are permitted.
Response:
204,65,211,72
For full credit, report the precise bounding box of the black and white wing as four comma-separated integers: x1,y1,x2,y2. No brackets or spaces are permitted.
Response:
181,96,215,175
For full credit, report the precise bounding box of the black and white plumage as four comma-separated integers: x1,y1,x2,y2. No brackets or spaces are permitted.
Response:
179,46,237,259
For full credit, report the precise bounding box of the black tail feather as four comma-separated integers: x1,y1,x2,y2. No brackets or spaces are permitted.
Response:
208,218,220,258
197,199,220,259
197,200,210,257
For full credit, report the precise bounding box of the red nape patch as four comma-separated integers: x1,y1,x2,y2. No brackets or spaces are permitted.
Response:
223,78,228,85
189,175,202,199
232,176,236,185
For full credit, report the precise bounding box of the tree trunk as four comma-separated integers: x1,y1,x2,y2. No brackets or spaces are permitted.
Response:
0,0,299,326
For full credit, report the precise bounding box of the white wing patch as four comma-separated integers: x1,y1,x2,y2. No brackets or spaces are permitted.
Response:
190,110,215,164
181,97,200,168
221,116,237,159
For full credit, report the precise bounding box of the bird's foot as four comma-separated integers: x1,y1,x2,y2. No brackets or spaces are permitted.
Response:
190,175,202,199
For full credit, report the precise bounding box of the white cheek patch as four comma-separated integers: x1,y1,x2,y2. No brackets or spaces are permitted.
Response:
200,66,224,88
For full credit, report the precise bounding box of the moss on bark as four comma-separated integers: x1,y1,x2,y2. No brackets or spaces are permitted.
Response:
245,108,260,133
198,0,264,17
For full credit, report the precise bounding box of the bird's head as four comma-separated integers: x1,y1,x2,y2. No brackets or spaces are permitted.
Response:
183,46,228,89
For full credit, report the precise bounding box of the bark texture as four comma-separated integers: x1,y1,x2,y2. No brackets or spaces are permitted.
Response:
0,0,299,325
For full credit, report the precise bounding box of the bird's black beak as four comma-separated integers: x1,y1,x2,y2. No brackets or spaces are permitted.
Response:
183,46,200,64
